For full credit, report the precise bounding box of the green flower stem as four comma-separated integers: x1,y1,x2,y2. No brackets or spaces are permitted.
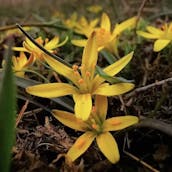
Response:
15,69,49,83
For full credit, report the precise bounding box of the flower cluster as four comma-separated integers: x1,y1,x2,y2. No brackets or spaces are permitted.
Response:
71,13,137,56
1,11,141,164
25,31,138,163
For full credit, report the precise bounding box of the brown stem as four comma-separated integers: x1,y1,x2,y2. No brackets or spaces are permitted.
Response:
125,77,172,98
137,116,172,137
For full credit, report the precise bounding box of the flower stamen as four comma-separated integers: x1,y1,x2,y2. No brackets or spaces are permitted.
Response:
86,71,91,77
72,64,79,71
78,78,84,84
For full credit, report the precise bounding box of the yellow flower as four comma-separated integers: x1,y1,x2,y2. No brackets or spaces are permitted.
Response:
12,36,67,61
87,5,102,14
63,12,78,29
72,13,137,55
137,23,172,51
74,16,99,37
52,95,139,163
4,27,31,37
12,52,34,77
26,32,134,120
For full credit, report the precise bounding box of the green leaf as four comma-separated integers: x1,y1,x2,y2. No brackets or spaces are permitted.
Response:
0,44,16,172
100,50,116,64
95,65,134,84
0,74,74,112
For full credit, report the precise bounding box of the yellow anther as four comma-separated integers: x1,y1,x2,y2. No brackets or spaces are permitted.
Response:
72,64,79,71
92,106,96,113
36,37,44,45
78,78,84,84
86,71,91,77
75,138,85,149
91,123,98,130
74,71,79,76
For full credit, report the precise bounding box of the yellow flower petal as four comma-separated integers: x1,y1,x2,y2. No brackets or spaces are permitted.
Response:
44,36,59,50
168,23,172,32
12,47,28,52
94,83,134,96
67,132,96,162
26,83,78,98
52,110,87,131
71,39,87,47
23,41,39,53
73,93,92,120
55,36,68,48
18,52,28,67
153,39,171,52
79,16,88,26
137,31,159,39
105,37,119,56
43,54,79,84
113,16,137,36
81,32,98,74
90,18,99,27
95,95,108,120
103,116,139,131
87,5,102,14
101,13,111,32
146,26,163,35
104,51,133,75
25,37,38,50
24,54,34,67
93,52,134,87
96,132,120,164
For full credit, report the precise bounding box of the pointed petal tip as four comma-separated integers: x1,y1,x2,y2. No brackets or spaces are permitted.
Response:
96,132,120,164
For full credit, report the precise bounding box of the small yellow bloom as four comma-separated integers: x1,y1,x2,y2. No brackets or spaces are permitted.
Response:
137,23,172,51
72,13,137,55
13,36,67,61
52,95,139,163
26,32,134,121
74,16,99,37
87,5,102,14
4,27,31,37
63,12,78,29
12,52,34,77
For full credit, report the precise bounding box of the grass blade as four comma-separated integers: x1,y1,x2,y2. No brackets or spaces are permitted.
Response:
0,43,16,172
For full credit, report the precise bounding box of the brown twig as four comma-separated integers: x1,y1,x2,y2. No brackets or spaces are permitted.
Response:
22,108,42,116
137,116,172,137
123,134,160,172
123,150,160,172
136,0,149,27
125,77,172,98
15,99,29,127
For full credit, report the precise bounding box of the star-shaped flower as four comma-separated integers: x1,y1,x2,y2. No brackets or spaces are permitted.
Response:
13,36,67,61
26,32,134,120
52,95,139,163
72,13,137,55
137,23,172,51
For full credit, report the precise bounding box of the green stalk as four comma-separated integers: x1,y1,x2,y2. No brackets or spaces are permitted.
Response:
0,42,16,172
